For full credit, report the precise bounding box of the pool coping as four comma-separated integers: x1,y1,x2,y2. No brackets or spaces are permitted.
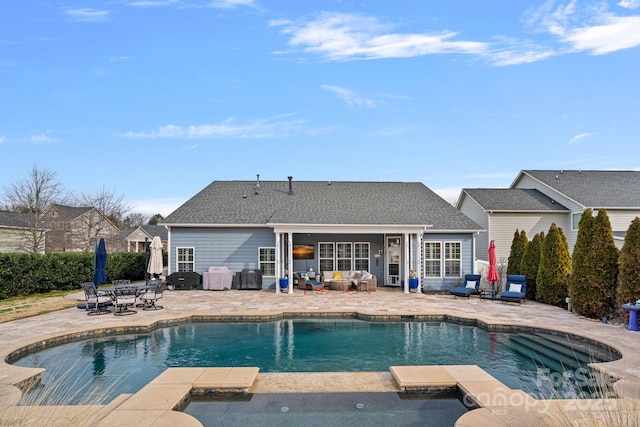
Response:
1,289,640,426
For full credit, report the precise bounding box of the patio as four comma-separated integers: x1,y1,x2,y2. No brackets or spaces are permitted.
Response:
1,287,639,426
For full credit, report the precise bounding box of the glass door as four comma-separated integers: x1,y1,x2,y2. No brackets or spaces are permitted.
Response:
386,236,401,286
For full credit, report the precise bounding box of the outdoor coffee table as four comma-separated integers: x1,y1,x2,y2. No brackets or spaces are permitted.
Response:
328,280,352,291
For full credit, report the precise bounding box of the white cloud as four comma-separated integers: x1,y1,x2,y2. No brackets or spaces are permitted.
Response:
64,8,110,22
525,1,640,55
562,15,640,54
321,85,376,108
126,0,179,7
433,187,461,205
123,115,304,139
208,0,258,9
127,197,184,217
0,136,5,143
29,133,57,143
273,12,487,61
618,0,640,9
569,132,594,144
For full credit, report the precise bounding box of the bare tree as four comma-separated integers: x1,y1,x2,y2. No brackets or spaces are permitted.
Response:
123,212,148,228
77,186,131,228
1,164,67,252
73,186,132,252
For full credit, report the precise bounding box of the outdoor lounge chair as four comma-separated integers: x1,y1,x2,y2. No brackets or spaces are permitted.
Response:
500,274,527,304
449,274,482,298
80,281,112,315
297,272,324,291
140,279,165,310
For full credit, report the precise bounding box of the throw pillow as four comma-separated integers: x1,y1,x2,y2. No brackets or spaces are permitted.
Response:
509,283,522,293
362,272,371,280
334,271,342,279
465,281,476,289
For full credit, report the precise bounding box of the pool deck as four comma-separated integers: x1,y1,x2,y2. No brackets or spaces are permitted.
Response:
1,286,639,426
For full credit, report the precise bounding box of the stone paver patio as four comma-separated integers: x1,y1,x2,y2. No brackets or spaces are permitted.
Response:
1,287,639,426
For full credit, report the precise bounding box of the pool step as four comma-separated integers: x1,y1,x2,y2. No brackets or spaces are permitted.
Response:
509,335,586,372
508,339,577,375
529,333,616,362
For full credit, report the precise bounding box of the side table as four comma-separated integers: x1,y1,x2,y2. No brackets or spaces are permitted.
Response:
622,304,640,331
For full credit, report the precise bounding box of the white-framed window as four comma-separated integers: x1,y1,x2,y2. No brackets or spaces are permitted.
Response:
354,242,370,271
259,247,275,276
176,247,195,272
319,242,335,273
572,209,598,231
424,241,441,278
444,242,461,278
337,242,352,271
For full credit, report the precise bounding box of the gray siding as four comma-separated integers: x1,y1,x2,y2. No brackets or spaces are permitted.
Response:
422,233,475,291
170,227,276,288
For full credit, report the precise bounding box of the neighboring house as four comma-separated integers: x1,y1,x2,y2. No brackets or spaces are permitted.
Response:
160,178,483,292
457,170,640,262
0,210,46,253
42,204,121,253
124,224,168,252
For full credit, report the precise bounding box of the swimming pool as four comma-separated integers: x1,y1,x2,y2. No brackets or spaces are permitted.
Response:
12,319,619,404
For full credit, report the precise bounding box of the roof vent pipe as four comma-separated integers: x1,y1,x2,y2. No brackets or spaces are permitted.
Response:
288,176,293,195
255,173,260,195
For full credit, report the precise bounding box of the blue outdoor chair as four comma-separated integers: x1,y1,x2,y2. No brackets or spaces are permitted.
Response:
500,274,527,304
449,274,482,299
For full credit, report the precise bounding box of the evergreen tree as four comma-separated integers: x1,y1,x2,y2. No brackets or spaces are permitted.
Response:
617,217,640,315
569,209,595,316
589,209,619,319
520,231,544,301
537,223,571,307
507,229,528,275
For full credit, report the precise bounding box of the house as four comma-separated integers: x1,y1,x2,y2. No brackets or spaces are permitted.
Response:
0,210,46,253
41,204,121,253
124,225,168,252
457,170,640,262
160,178,483,292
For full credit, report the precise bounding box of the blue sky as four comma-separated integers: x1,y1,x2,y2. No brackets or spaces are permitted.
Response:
2,0,639,218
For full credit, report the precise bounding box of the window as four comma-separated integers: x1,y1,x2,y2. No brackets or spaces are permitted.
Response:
354,242,370,271
319,242,335,273
424,242,441,278
572,210,598,231
337,242,352,271
444,242,461,278
259,247,275,276
176,247,194,272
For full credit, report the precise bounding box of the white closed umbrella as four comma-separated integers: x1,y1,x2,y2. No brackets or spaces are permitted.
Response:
147,236,164,277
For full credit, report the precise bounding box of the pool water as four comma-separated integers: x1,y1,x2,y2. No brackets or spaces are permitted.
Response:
12,319,618,404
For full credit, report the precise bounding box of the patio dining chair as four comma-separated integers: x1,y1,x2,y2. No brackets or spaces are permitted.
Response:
80,282,112,315
140,279,165,310
113,286,138,316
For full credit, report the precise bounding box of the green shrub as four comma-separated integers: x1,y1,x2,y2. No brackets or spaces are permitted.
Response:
617,217,640,314
520,231,544,301
0,252,147,299
537,223,571,307
507,229,528,275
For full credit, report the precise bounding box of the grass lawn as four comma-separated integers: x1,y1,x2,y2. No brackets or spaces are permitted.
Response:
0,290,80,323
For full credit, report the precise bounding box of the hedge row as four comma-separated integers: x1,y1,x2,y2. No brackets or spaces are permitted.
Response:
0,252,149,299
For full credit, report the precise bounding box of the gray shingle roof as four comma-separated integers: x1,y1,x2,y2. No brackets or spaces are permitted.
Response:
0,210,37,229
162,180,482,231
518,170,640,208
140,224,168,240
461,189,568,212
49,204,93,219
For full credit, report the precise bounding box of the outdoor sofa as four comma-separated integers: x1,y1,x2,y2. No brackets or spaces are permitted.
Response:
322,270,377,291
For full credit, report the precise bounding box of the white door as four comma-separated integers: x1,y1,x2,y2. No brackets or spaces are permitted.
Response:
386,236,401,286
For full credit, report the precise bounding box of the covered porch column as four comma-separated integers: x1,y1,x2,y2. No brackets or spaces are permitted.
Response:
275,232,282,294
403,232,410,294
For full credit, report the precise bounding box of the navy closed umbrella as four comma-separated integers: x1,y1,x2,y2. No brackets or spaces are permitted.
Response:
94,238,107,285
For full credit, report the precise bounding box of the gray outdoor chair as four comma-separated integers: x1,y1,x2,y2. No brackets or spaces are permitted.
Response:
113,286,138,316
140,280,165,310
80,282,112,315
